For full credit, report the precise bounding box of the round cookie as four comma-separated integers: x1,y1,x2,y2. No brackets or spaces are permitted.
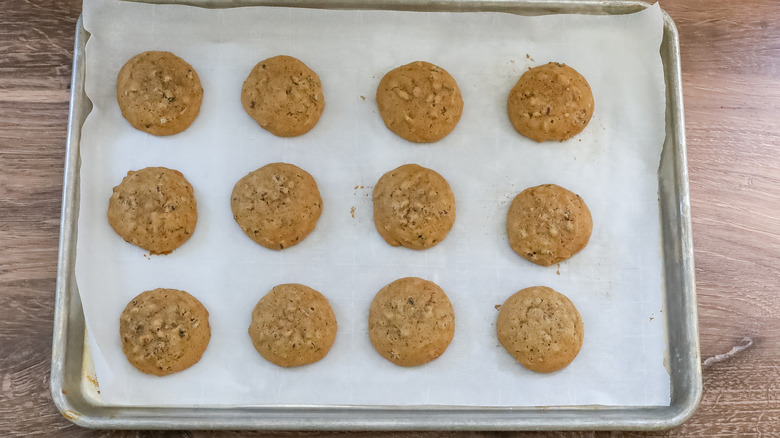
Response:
368,277,455,367
248,283,338,367
507,62,594,142
496,286,584,373
376,61,464,143
116,51,203,136
506,184,592,266
241,55,325,137
107,167,198,255
119,288,211,376
372,164,456,250
231,162,322,250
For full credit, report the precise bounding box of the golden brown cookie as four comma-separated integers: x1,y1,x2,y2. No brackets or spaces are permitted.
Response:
368,277,455,367
119,288,211,376
116,51,203,136
507,62,594,142
248,283,338,367
107,167,198,255
372,164,456,250
231,163,322,250
506,184,592,266
376,61,464,143
496,286,584,373
241,55,325,137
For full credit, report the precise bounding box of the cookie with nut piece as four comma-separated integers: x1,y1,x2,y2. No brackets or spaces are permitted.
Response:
241,55,325,137
116,51,203,136
507,62,594,142
248,283,338,367
506,183,592,266
376,61,464,143
107,166,198,255
368,277,455,367
372,163,456,250
119,288,211,376
497,286,584,373
231,162,322,250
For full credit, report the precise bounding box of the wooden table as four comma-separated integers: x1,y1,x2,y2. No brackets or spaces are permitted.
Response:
1,0,778,436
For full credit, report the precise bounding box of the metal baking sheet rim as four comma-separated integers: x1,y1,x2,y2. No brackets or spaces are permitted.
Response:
50,0,702,430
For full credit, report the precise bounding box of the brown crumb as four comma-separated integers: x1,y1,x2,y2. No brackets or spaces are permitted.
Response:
350,206,355,218
354,185,359,189
650,316,655,321
86,375,99,388
360,185,365,189
526,54,530,59
494,304,502,310
360,95,366,101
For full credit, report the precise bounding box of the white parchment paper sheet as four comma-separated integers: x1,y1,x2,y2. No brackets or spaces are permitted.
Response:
78,0,669,406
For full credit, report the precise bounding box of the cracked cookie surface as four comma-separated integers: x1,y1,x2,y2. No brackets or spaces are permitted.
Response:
507,62,594,142
241,55,325,137
372,164,455,250
231,162,322,250
368,277,455,367
248,283,337,367
376,61,463,143
116,51,203,136
496,286,583,373
506,184,592,266
119,288,211,376
107,167,198,255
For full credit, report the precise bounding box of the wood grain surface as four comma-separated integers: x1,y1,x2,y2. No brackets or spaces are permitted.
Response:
1,0,778,436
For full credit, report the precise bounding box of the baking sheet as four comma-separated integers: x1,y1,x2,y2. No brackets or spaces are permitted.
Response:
78,0,669,407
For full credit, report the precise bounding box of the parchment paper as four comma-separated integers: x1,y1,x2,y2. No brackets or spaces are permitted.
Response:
78,0,669,406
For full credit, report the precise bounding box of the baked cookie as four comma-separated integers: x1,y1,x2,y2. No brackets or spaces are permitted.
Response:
368,277,455,367
241,55,325,137
496,286,584,373
506,184,592,266
116,51,203,136
107,167,198,255
376,61,464,143
231,163,322,250
372,164,456,250
119,288,211,376
248,283,338,367
507,62,594,142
